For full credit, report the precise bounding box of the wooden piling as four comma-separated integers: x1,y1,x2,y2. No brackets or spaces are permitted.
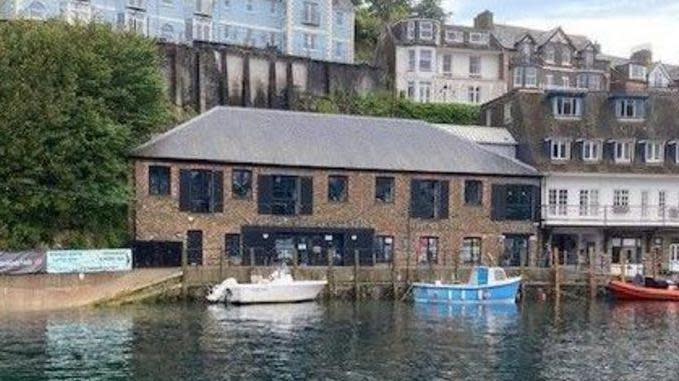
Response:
588,246,596,300
354,249,360,301
621,250,627,282
181,245,188,298
553,247,561,305
326,249,335,297
249,248,256,281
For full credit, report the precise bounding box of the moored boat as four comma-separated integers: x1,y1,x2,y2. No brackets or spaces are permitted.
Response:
607,280,679,301
413,266,521,304
206,266,327,305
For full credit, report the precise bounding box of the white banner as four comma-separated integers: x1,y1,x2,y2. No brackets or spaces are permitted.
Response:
46,249,132,274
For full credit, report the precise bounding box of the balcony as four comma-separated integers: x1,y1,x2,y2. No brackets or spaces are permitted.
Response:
542,204,679,227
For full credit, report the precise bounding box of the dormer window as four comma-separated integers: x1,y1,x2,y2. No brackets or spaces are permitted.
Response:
582,140,601,162
644,141,665,164
445,29,463,43
552,96,582,118
544,46,555,64
469,32,489,45
630,64,647,81
615,98,645,120
406,21,415,40
613,140,634,164
419,21,433,40
550,138,571,161
521,42,532,57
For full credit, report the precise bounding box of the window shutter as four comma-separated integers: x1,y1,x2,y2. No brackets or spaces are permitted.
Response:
179,170,191,211
491,184,506,221
299,177,313,215
410,180,423,218
573,141,583,161
636,142,646,163
212,171,224,212
257,175,273,214
531,185,541,221
669,144,677,164
543,139,552,160
438,180,450,219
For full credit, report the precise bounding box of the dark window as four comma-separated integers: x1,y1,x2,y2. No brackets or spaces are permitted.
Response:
149,166,171,196
225,234,241,265
464,180,483,206
179,169,223,213
410,179,449,220
257,175,313,216
491,184,537,221
328,175,348,202
501,235,529,267
462,237,482,265
186,230,203,266
232,169,252,199
418,236,438,265
375,177,395,203
374,236,394,264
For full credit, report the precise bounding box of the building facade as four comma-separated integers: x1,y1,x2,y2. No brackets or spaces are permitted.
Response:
131,107,541,269
389,10,614,105
482,87,679,276
1,0,355,63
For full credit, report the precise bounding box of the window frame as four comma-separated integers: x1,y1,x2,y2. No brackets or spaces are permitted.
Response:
418,236,439,265
462,237,482,265
375,176,395,204
582,140,601,162
374,236,394,264
149,165,171,196
614,140,634,164
550,139,571,161
552,96,581,118
327,175,349,203
232,169,253,200
419,49,433,72
464,180,483,206
645,141,665,164
469,55,481,77
616,98,645,120
419,21,433,40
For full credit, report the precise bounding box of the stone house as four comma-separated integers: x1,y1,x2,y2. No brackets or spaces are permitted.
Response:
1,0,355,63
130,107,541,269
481,85,679,275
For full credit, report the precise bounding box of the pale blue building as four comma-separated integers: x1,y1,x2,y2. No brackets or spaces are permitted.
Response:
1,0,355,63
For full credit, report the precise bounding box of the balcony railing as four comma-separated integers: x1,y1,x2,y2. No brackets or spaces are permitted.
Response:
542,204,679,226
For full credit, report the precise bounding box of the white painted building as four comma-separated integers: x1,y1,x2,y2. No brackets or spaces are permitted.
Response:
391,18,507,105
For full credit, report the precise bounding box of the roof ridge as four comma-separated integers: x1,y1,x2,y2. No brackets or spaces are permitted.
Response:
212,105,432,126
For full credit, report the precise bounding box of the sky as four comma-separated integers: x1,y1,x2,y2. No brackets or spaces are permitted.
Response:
442,0,679,64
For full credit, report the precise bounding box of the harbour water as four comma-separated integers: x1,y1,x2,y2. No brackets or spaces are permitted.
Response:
2,300,679,380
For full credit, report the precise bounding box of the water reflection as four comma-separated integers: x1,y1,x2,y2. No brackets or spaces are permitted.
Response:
2,301,679,380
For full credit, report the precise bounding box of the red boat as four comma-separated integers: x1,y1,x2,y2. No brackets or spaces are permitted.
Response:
607,280,679,301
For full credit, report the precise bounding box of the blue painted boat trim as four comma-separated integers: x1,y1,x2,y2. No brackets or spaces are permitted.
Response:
412,278,521,304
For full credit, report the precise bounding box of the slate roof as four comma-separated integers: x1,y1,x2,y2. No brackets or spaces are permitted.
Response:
132,107,537,177
433,125,517,146
489,24,590,50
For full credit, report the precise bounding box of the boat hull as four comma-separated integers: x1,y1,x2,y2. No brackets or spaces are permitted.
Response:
607,281,679,301
412,277,521,304
227,280,327,304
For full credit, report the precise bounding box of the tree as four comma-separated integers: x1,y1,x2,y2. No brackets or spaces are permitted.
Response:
353,0,411,63
0,21,171,249
411,0,449,22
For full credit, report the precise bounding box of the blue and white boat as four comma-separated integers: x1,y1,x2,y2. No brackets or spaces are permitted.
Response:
412,267,521,304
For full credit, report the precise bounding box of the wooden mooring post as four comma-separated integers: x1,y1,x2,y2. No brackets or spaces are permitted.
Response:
588,246,596,300
552,247,561,305
249,248,256,281
326,249,335,297
621,251,627,282
354,249,360,301
181,245,188,298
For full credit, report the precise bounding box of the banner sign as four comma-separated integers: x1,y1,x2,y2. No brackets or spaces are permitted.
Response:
0,251,46,275
46,249,132,274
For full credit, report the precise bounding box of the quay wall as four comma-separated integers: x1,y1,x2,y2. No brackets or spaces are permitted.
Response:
160,42,387,113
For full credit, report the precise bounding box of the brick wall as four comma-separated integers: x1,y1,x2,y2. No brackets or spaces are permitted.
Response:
134,160,539,267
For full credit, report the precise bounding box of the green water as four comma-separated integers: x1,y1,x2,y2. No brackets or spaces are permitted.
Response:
1,300,679,380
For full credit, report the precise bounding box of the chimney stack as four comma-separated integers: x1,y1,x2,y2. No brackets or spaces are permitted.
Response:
630,44,653,66
474,10,494,30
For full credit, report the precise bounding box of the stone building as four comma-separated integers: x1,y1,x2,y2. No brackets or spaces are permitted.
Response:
481,82,679,275
1,0,355,63
388,10,611,105
130,107,541,269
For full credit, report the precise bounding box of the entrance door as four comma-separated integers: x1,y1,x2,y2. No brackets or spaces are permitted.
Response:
670,244,679,273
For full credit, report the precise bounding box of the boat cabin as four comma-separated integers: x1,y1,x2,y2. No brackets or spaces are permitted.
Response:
468,267,508,286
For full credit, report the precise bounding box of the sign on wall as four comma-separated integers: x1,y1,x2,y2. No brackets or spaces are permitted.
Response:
46,249,132,274
0,251,46,275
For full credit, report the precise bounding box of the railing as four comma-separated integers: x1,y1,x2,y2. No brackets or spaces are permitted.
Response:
542,204,679,226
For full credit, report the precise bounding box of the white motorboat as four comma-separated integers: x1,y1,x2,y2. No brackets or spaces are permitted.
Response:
206,266,327,305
